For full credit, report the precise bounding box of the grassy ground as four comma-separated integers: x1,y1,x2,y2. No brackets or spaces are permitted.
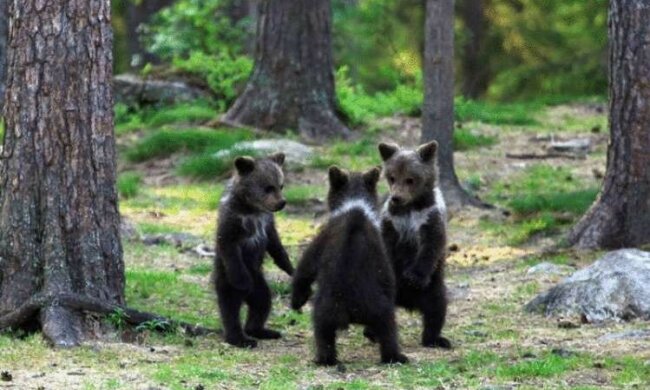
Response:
2,99,649,389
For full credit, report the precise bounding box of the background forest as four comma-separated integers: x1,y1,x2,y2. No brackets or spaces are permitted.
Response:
1,0,648,389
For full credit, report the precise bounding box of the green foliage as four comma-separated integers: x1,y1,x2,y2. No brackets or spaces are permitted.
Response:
336,67,422,126
172,52,253,109
115,101,218,134
143,0,252,106
106,308,128,331
126,128,253,162
117,172,143,200
486,0,608,99
144,0,246,61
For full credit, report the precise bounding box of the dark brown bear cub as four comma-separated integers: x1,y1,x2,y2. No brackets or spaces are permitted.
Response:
291,166,408,366
377,141,451,349
214,153,294,348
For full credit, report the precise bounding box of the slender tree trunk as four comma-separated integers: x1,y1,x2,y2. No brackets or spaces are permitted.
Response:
0,0,7,112
458,0,490,99
568,1,650,249
0,0,124,347
422,0,487,210
223,0,350,141
125,0,174,68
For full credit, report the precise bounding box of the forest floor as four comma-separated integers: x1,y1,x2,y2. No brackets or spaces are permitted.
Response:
1,100,649,389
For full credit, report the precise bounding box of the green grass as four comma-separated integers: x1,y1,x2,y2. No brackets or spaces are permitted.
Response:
125,128,253,163
455,98,540,126
177,146,258,179
284,185,325,205
482,165,600,244
126,268,218,328
115,101,218,134
495,353,582,380
117,171,142,199
453,128,498,151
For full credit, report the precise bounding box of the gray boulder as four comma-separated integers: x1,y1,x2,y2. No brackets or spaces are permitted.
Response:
526,262,572,276
525,249,650,322
214,139,314,166
599,329,650,342
114,74,211,106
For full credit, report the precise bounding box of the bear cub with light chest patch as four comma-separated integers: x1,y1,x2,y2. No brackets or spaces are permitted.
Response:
291,166,409,366
377,141,452,349
214,153,294,348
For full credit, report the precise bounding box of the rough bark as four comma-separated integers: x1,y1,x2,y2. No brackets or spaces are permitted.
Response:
0,0,124,347
568,1,650,249
422,0,488,210
0,0,7,112
458,0,490,99
224,0,258,54
223,0,350,141
125,0,175,68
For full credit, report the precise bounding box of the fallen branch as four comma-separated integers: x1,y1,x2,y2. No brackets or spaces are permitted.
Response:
506,152,585,160
0,293,220,337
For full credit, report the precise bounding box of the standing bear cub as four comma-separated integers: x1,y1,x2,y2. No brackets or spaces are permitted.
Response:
214,153,294,348
291,166,409,366
377,141,452,349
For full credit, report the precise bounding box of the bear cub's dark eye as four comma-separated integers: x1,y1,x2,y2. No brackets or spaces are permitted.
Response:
405,178,415,185
388,176,395,184
265,185,275,194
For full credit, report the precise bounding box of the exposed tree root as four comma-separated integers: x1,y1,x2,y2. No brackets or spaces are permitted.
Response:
0,293,220,343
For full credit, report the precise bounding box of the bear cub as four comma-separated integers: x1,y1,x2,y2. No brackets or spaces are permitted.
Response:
291,166,409,366
377,141,451,349
214,153,294,348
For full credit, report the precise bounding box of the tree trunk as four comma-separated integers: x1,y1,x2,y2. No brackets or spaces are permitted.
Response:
568,1,650,249
223,0,350,141
458,0,490,99
422,0,488,210
125,0,175,68
0,0,7,112
0,0,124,347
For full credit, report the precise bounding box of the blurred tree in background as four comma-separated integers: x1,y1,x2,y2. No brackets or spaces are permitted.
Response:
110,0,608,105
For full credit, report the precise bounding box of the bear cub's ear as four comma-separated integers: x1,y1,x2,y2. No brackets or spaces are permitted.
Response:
234,156,256,175
328,166,349,189
363,166,381,188
268,152,286,167
378,143,400,161
417,141,438,163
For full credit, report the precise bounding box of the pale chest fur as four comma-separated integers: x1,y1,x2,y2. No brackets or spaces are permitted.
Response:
382,188,447,242
240,213,272,247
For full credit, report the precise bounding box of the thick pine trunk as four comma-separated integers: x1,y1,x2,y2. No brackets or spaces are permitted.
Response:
125,0,175,68
568,1,650,249
422,0,487,210
458,0,490,99
223,0,350,141
0,0,7,111
0,0,124,346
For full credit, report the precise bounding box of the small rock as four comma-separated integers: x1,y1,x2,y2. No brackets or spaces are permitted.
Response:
521,352,537,359
214,139,314,166
449,243,460,252
193,244,215,258
114,74,211,106
593,361,605,369
599,329,650,342
527,262,570,276
1,371,12,382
